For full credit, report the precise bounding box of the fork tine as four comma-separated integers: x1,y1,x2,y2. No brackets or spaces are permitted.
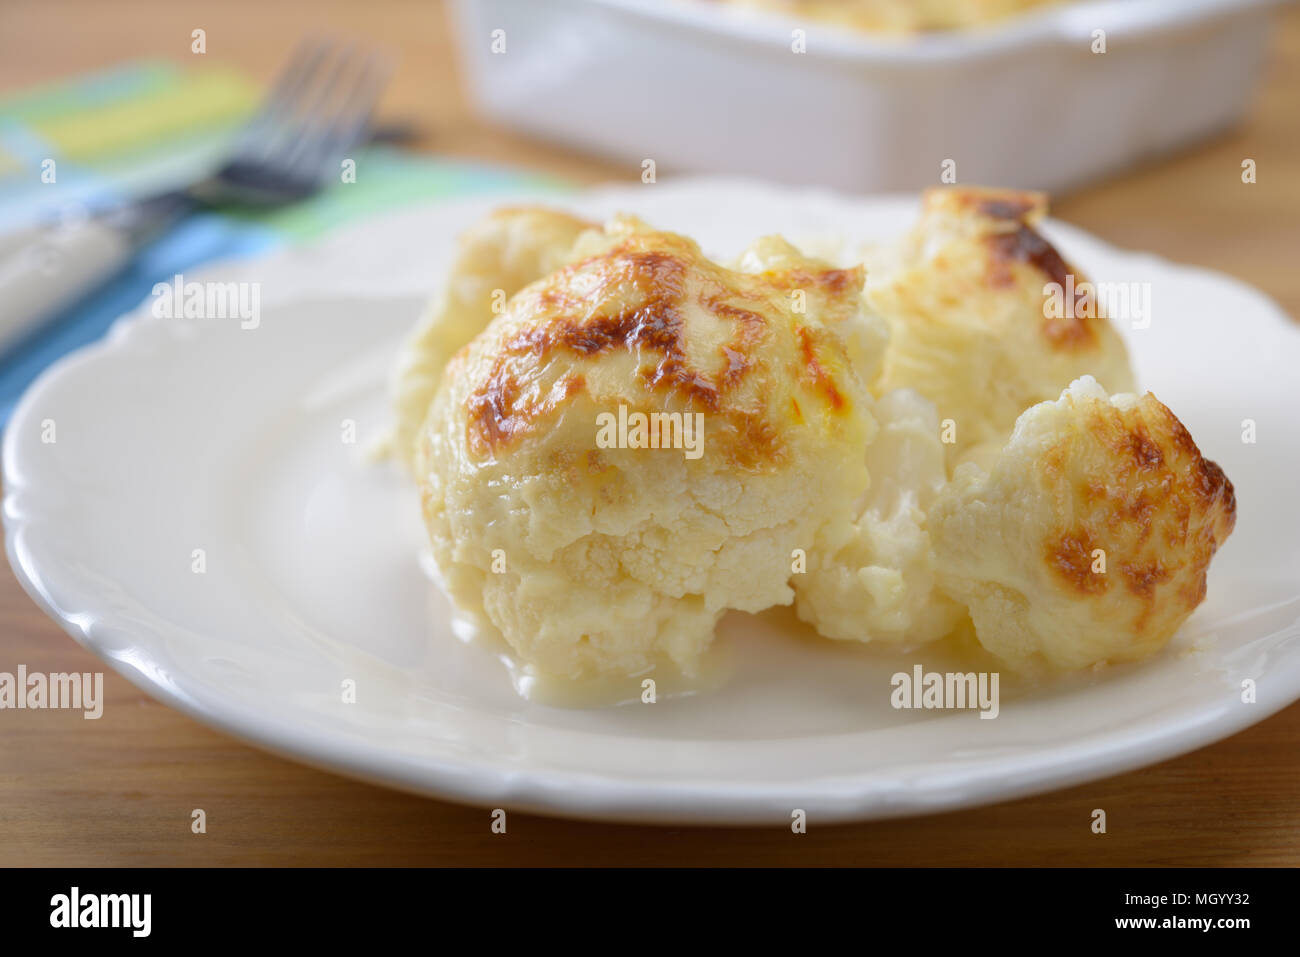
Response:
269,43,360,167
210,37,393,201
233,38,331,155
276,48,389,185
262,38,329,116
338,55,392,143
292,41,357,125
307,53,391,176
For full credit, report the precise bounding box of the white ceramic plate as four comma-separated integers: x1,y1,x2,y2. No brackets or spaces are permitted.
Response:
6,180,1300,824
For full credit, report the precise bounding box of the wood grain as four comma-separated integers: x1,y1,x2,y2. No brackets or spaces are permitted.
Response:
1,0,1297,867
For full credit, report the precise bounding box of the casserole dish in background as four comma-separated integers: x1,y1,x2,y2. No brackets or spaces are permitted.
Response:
450,0,1284,193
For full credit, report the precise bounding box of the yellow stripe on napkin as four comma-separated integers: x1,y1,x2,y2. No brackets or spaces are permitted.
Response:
31,69,260,162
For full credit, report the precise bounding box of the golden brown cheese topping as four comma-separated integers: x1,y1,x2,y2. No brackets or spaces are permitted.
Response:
921,186,1100,350
460,221,865,471
929,376,1237,672
1040,392,1236,630
866,186,1137,461
389,206,596,470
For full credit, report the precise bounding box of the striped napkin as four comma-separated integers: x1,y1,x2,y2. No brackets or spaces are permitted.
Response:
0,60,563,424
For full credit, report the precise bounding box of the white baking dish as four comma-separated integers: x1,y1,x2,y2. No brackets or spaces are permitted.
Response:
450,0,1283,193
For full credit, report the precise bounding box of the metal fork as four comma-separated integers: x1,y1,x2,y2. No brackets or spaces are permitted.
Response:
0,39,392,350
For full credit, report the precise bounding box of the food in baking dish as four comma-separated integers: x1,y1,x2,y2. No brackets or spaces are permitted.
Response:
717,0,1066,34
391,187,1236,687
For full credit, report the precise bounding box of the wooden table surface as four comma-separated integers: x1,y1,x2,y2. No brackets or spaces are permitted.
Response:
0,0,1296,867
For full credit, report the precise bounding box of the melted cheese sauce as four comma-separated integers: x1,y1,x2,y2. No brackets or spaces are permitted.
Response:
448,605,734,709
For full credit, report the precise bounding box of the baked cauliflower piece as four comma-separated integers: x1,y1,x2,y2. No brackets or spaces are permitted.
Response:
390,206,594,470
792,387,966,646
865,187,1136,461
930,376,1236,672
414,216,877,680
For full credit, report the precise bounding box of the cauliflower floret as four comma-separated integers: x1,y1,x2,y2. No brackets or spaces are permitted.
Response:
930,376,1236,672
864,187,1136,462
793,388,965,646
415,217,877,679
390,206,594,470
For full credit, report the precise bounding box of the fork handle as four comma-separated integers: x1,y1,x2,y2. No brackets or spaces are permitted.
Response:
0,218,135,353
